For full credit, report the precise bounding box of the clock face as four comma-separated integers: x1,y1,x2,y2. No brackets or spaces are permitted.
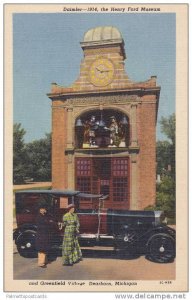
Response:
89,58,115,87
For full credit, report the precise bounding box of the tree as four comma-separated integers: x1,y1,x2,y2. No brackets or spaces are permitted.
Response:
145,176,175,222
156,140,175,178
13,123,28,183
13,123,52,183
160,114,175,146
25,133,51,181
145,114,176,223
156,176,175,218
157,113,175,178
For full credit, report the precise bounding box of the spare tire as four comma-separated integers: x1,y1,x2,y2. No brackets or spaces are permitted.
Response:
16,230,37,258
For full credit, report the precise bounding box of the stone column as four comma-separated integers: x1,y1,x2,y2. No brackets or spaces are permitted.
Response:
129,102,140,209
67,153,75,189
130,104,138,147
66,107,75,189
66,107,73,149
130,153,138,210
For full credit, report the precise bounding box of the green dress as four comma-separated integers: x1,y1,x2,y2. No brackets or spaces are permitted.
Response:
62,212,82,265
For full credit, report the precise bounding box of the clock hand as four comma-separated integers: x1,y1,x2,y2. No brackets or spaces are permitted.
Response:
96,67,110,73
100,70,110,73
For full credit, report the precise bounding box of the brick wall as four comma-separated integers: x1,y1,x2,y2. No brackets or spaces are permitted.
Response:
137,96,157,209
72,45,132,92
52,103,67,189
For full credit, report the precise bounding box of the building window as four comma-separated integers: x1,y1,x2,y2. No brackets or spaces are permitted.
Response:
76,158,92,194
76,177,91,193
75,157,129,205
112,158,128,176
113,178,128,202
76,158,91,176
112,158,129,202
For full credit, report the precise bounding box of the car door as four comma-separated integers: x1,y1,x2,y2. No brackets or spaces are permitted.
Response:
77,209,99,234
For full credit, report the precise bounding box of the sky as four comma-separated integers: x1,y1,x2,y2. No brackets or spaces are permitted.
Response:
13,13,175,143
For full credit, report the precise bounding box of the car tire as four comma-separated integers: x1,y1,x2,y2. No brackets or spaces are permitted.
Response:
16,230,37,258
146,233,175,263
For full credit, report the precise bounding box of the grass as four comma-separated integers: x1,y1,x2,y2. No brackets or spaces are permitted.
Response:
13,185,52,193
167,217,176,225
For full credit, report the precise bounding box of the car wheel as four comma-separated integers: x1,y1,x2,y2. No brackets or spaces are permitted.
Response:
16,230,37,258
146,233,175,263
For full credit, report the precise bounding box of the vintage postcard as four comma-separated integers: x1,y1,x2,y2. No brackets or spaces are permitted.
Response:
4,3,188,293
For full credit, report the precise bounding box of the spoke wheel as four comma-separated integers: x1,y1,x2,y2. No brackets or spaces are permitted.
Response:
16,230,37,258
146,234,175,263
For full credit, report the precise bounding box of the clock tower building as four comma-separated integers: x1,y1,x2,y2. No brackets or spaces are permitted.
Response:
47,26,160,210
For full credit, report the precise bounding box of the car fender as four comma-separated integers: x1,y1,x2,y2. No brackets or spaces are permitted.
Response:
126,224,175,245
143,226,175,246
13,224,37,243
146,232,175,246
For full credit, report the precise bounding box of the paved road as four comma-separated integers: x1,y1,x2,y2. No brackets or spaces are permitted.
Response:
14,246,175,281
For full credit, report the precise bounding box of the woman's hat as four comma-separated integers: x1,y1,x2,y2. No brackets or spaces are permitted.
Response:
38,202,48,209
66,203,75,211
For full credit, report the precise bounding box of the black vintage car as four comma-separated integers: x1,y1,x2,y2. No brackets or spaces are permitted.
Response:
13,189,176,263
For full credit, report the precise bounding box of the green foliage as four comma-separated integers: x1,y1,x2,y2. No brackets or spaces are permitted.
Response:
156,176,175,218
157,175,175,195
160,114,175,146
146,114,176,224
25,133,51,181
145,176,175,222
157,113,175,178
13,123,28,183
13,123,52,184
156,140,172,175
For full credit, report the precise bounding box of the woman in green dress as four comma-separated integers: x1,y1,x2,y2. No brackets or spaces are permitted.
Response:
62,204,82,266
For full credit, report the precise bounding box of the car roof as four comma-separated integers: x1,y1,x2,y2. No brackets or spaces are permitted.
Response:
15,189,104,199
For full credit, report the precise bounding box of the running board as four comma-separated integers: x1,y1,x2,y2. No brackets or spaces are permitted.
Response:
81,246,114,251
79,234,114,239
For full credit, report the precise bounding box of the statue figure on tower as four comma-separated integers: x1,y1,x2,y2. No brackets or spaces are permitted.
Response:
83,115,99,148
108,116,119,147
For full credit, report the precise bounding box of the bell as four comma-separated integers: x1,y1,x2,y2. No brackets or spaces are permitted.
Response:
99,111,106,127
99,119,106,127
75,118,83,127
121,116,128,125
